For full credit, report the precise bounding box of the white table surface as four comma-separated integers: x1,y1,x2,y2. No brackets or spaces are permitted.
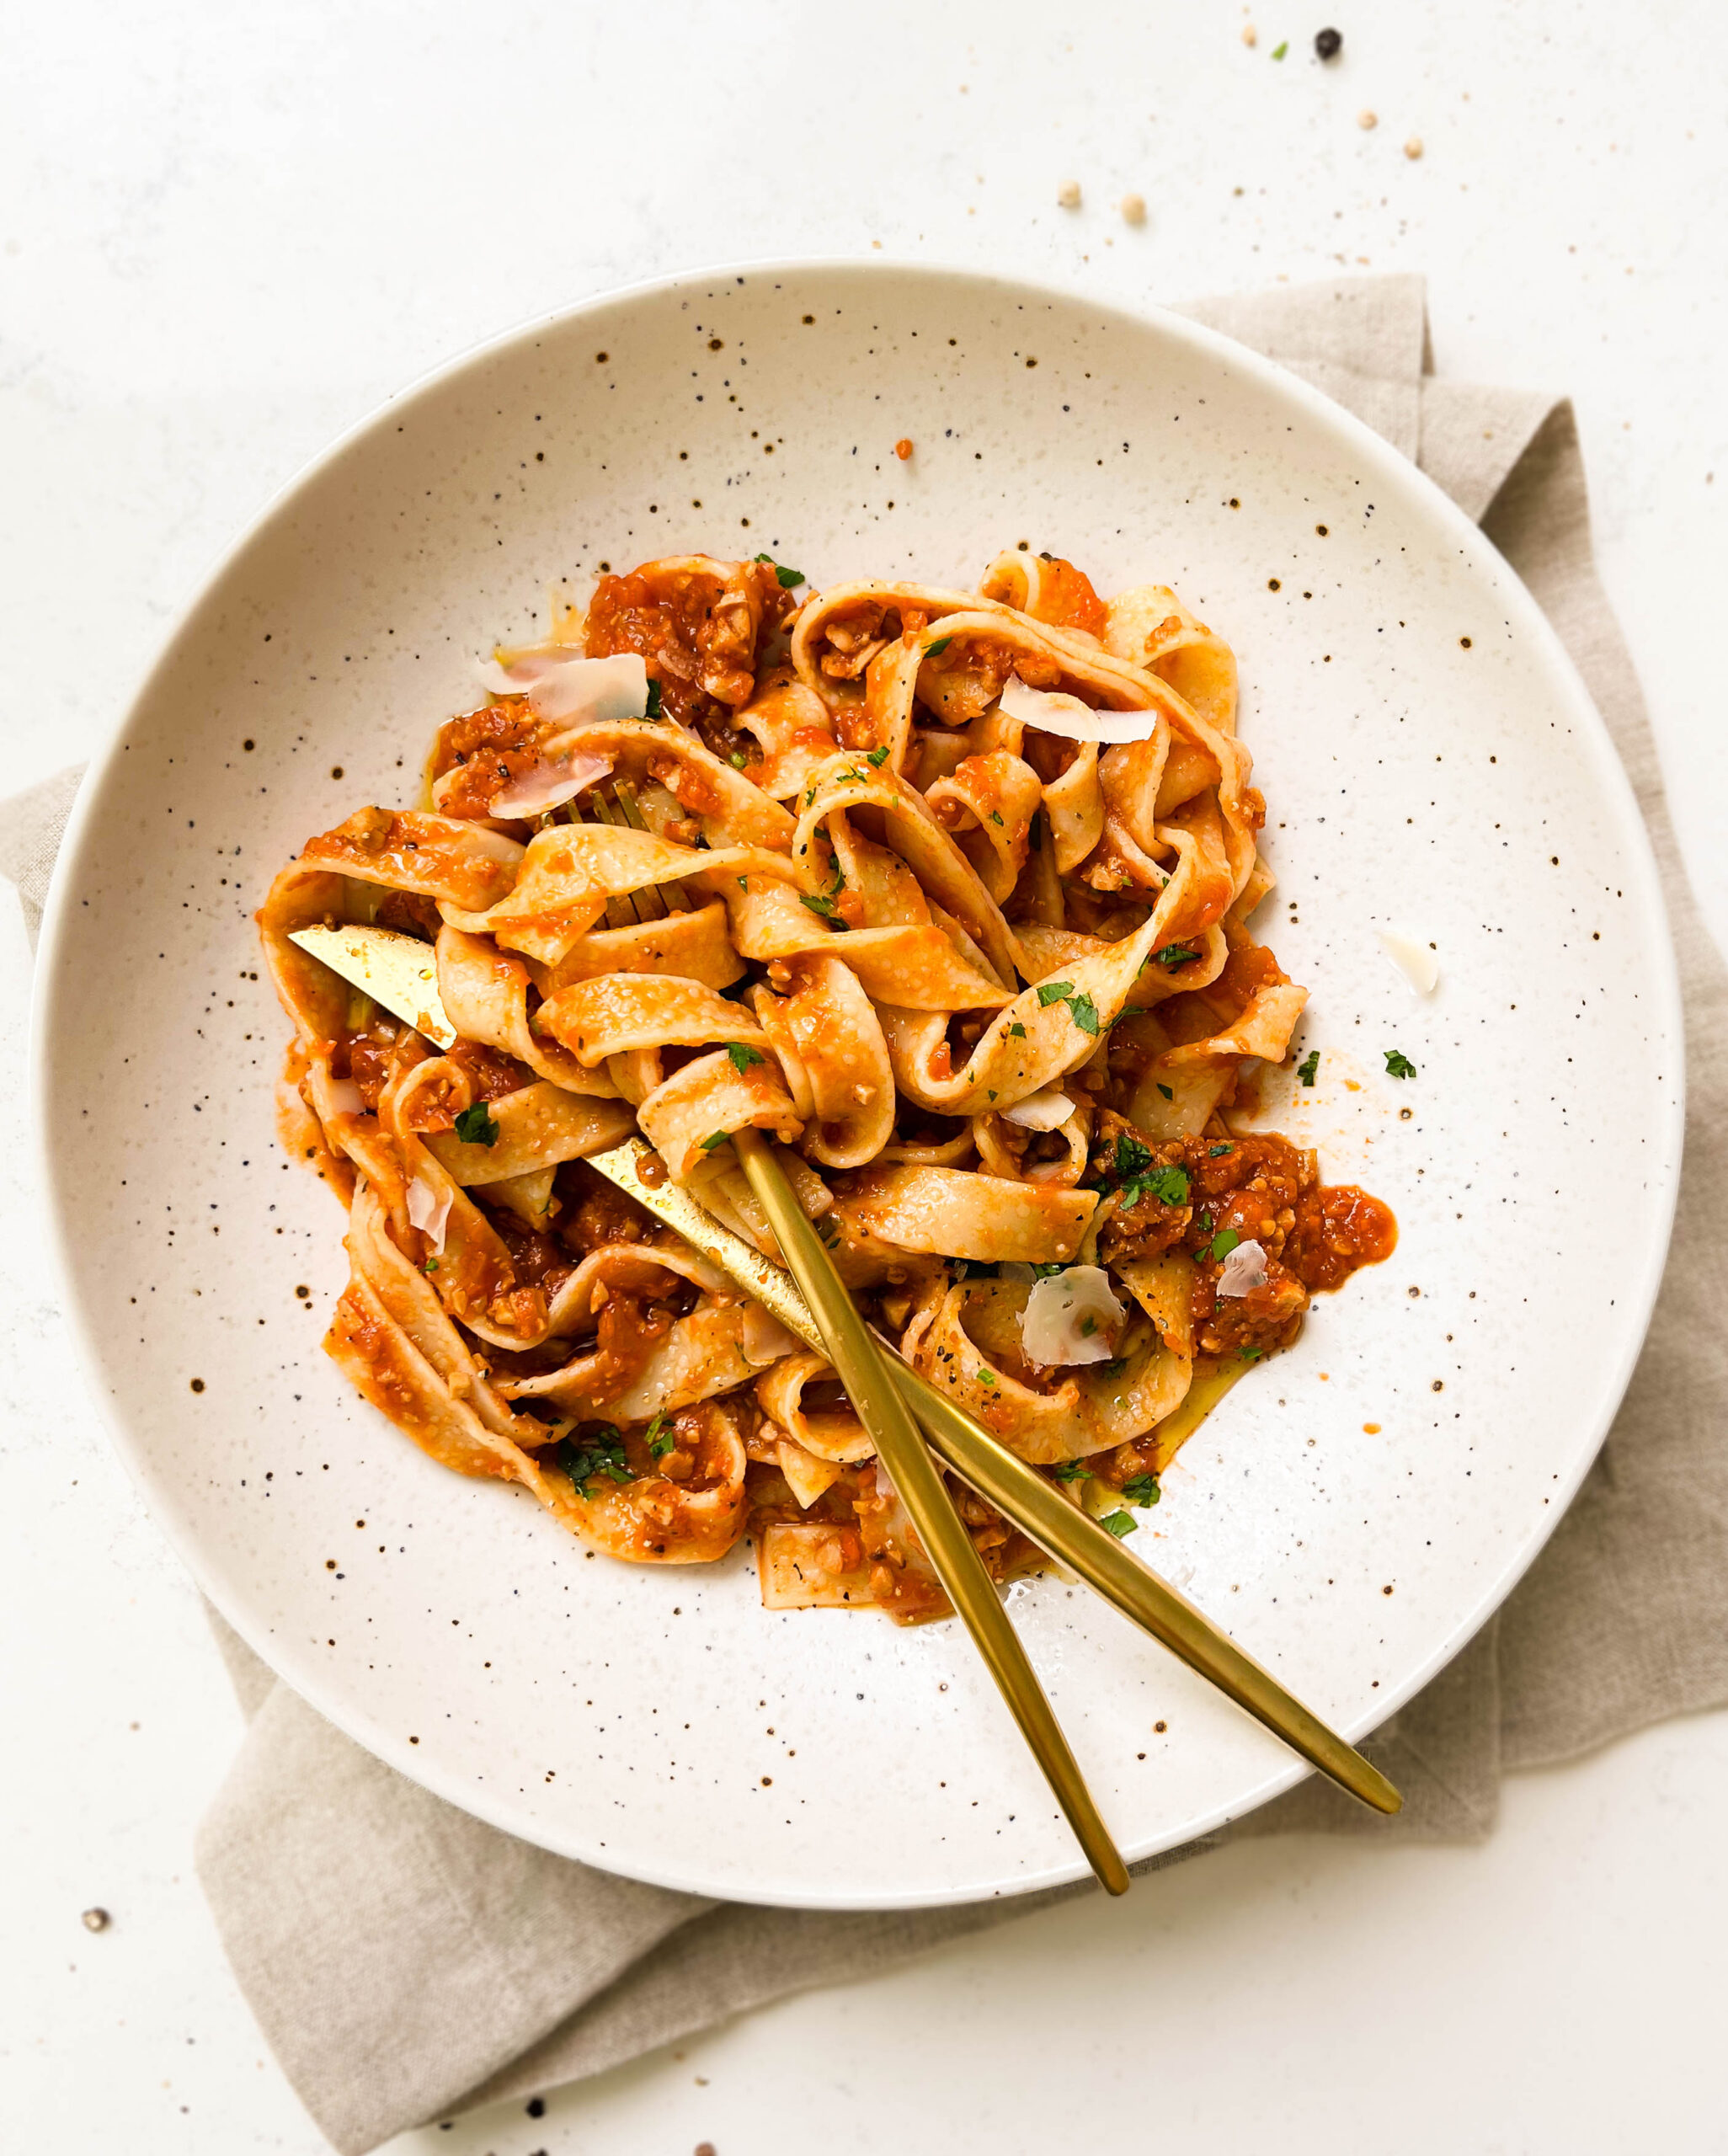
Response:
5,3,1727,2149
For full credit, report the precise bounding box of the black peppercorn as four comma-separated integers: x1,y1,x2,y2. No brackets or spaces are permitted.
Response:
1315,26,1342,59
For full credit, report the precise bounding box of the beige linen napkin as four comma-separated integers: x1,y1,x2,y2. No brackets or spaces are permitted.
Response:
8,275,1725,2155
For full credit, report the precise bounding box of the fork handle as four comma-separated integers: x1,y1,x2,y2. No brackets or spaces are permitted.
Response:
883,1349,1402,1817
732,1130,1131,1894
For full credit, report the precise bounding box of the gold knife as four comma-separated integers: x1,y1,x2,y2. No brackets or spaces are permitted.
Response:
291,923,457,1049
288,921,1402,1818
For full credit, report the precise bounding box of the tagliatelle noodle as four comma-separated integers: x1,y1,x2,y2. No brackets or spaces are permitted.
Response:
903,1278,1191,1465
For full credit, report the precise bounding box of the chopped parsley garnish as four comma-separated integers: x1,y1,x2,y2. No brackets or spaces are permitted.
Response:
1296,1049,1320,1086
1271,37,1288,57
925,635,952,656
1112,1133,1154,1182
644,1412,675,1460
453,1103,500,1146
562,1425,632,1492
424,1257,439,1273
1008,1021,1027,1038
1384,1049,1418,1080
1239,1346,1263,1363
1209,1142,1234,1156
724,1042,764,1073
1031,1262,1066,1278
699,1129,730,1151
989,809,1004,826
1121,1473,1162,1507
1049,1460,1090,1482
1107,1136,1187,1209
1079,1315,1097,1337
1033,976,1098,1033
1154,942,1198,969
1156,1081,1174,1101
975,1369,999,1388
644,680,664,720
799,892,840,920
728,750,748,770
865,745,890,766
1099,1510,1137,1539
1211,1227,1241,1261
753,553,804,588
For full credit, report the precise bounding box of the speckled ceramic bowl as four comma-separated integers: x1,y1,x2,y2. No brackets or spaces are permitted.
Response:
34,262,1683,1908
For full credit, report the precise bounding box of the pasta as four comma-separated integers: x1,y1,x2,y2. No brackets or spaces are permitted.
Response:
261,547,1395,1623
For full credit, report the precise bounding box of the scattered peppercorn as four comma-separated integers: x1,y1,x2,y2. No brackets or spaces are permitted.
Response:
82,1908,110,1932
1315,26,1342,59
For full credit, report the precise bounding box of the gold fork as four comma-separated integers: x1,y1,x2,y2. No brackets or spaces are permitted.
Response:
576,777,1131,1893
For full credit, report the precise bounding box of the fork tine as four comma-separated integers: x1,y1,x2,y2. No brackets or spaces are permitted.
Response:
594,788,665,921
573,796,647,928
610,779,691,915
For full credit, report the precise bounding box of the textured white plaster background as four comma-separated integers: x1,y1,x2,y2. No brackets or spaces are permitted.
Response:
3,2,1725,2149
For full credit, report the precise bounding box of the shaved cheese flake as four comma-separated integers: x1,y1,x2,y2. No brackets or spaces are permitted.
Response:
1000,674,1154,747
406,1174,453,1252
741,1302,801,1367
476,648,573,696
1021,1265,1125,1368
323,1077,365,1118
477,648,649,723
999,1086,1075,1132
490,750,613,819
1379,928,1439,996
1216,1238,1268,1299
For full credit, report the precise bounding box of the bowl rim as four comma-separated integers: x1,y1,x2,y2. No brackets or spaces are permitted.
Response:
30,254,1687,1906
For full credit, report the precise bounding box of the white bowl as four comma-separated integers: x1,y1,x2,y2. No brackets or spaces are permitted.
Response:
35,262,1683,1908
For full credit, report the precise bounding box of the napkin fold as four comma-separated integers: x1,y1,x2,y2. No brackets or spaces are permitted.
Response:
10,275,1727,2155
